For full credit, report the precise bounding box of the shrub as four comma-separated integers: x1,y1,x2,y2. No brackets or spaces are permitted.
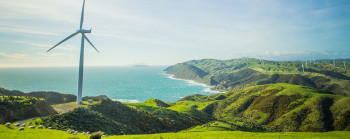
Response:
90,131,104,139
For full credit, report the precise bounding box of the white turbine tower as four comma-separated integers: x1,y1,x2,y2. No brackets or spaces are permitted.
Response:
47,0,98,104
305,60,308,70
344,61,347,70
302,62,304,73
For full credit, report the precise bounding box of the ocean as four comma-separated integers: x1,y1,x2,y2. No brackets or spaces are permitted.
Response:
0,66,220,103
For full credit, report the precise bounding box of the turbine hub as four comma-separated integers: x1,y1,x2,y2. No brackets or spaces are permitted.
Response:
79,29,91,33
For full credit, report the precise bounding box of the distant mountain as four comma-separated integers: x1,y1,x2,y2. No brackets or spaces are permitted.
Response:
132,64,150,67
165,58,350,96
165,63,211,83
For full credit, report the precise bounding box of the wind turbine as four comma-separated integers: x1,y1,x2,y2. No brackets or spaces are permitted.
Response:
302,62,304,73
305,60,308,70
47,0,99,104
344,61,347,70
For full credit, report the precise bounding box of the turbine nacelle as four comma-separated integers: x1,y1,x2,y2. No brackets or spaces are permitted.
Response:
79,29,91,33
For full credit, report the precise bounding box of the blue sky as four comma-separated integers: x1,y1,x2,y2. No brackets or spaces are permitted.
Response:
0,0,349,67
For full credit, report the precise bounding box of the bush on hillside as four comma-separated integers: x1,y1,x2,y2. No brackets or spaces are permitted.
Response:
90,131,105,139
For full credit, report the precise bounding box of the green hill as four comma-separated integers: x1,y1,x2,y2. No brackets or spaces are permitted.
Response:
1,124,350,139
0,96,57,123
142,98,170,107
126,83,350,132
190,83,350,132
41,99,211,135
165,58,350,96
1,83,350,137
37,83,350,135
2,58,350,136
0,88,76,104
165,63,213,84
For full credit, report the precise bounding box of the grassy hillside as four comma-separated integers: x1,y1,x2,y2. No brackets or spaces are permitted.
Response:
1,124,350,139
51,101,100,114
0,124,89,139
165,63,212,84
0,88,76,104
0,96,56,123
165,58,350,96
196,83,350,132
126,99,212,131
125,83,350,132
1,83,350,137
42,99,212,135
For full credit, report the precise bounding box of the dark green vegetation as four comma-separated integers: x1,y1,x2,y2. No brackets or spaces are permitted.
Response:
0,87,76,104
41,99,211,135
186,83,350,132
82,95,109,101
0,84,349,138
41,84,350,134
0,95,56,123
1,58,350,137
90,131,105,139
165,58,350,96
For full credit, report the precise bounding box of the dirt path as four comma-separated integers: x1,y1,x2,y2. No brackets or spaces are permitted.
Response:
52,102,87,114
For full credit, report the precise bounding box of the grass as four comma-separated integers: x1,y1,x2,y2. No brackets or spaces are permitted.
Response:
173,100,218,111
210,83,350,132
0,96,45,110
0,96,44,105
126,99,213,120
2,124,350,139
52,101,100,114
125,99,212,125
106,131,350,139
0,122,89,139
182,121,236,132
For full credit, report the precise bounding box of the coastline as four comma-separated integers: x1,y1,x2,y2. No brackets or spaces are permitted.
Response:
162,73,223,94
112,99,140,103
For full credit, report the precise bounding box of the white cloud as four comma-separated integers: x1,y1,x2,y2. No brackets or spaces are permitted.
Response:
0,0,349,67
7,40,78,51
0,26,57,35
0,0,78,23
0,52,28,59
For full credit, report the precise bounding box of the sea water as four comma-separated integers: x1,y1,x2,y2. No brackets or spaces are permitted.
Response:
0,66,220,102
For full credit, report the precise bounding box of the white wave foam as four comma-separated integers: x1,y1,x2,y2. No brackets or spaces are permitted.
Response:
164,74,182,81
164,73,224,94
203,87,223,94
112,99,140,103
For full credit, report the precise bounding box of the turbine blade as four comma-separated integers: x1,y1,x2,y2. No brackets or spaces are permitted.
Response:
80,0,86,30
47,31,80,52
84,34,99,52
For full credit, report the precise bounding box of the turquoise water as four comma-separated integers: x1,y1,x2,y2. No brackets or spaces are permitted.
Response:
0,66,219,102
